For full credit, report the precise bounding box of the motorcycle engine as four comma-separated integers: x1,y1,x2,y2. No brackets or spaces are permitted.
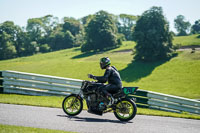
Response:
87,94,98,107
88,94,96,102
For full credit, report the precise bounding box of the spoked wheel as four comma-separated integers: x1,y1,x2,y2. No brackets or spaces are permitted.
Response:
62,94,83,116
114,98,137,121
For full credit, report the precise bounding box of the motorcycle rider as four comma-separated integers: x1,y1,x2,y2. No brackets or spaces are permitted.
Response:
88,57,122,106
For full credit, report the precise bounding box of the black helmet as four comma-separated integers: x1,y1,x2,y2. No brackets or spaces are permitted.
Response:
100,57,111,69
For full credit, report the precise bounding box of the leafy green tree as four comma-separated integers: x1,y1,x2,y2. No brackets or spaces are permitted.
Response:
15,30,30,56
64,30,74,48
0,21,26,58
40,15,59,36
81,15,94,25
49,31,65,50
133,6,173,61
23,41,38,55
62,17,84,47
174,15,191,36
62,17,83,36
0,31,16,60
26,15,58,39
26,15,59,53
0,21,18,40
118,14,138,40
74,32,85,47
26,18,43,42
191,19,200,34
40,44,50,53
49,29,74,51
82,10,121,52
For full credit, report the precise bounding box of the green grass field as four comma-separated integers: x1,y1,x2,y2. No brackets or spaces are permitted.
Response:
0,34,200,120
0,36,200,99
173,34,200,46
0,124,75,133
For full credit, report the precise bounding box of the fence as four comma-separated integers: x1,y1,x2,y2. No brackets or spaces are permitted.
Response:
0,70,82,96
0,70,200,115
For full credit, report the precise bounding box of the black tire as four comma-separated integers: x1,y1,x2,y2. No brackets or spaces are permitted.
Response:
114,98,137,121
62,94,83,116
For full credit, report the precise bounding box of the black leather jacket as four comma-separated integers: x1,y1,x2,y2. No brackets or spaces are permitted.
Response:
95,66,122,88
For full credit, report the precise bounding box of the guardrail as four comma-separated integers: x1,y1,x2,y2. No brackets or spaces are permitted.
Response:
0,70,200,115
1,70,82,96
0,71,3,93
134,90,200,114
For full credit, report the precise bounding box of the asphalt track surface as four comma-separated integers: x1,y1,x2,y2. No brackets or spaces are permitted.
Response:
0,103,200,133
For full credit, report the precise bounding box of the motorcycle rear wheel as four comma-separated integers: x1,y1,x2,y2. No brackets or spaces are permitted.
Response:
114,98,137,121
62,94,83,116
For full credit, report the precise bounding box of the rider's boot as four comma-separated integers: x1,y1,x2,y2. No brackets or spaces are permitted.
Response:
106,94,114,106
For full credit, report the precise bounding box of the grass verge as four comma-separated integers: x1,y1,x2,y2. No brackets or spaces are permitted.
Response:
0,48,200,99
0,39,200,99
0,94,200,120
173,34,200,46
0,124,75,133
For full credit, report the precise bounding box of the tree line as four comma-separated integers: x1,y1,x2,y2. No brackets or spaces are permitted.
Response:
0,11,138,60
0,8,200,61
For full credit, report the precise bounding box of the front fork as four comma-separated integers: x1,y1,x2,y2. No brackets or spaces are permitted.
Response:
69,94,83,107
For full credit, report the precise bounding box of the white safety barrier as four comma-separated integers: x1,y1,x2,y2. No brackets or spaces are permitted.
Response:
0,70,200,115
1,70,82,96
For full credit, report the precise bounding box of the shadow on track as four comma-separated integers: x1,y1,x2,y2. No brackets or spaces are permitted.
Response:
57,115,132,124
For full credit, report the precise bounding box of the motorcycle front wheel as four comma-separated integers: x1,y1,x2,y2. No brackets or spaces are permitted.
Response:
62,94,83,116
114,98,137,121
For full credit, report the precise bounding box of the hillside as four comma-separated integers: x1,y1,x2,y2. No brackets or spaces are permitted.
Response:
173,34,200,47
0,35,200,99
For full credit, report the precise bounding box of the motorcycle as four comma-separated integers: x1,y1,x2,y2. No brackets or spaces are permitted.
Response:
62,80,138,121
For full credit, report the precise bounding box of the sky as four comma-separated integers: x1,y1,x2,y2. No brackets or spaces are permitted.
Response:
0,0,199,32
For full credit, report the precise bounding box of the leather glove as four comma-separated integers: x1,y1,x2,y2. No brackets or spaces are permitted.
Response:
88,74,95,79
